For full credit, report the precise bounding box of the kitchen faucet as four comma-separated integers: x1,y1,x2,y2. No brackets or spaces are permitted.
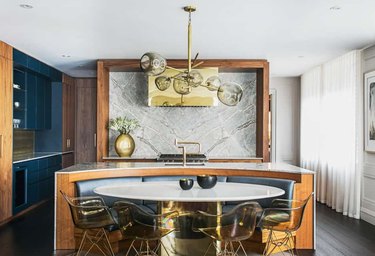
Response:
175,139,201,166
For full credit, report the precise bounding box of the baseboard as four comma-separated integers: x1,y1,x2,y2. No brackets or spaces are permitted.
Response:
361,207,375,226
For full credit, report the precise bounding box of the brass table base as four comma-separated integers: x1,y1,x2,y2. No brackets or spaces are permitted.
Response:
159,201,221,256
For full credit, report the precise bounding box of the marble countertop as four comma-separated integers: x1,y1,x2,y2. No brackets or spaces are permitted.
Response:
13,151,73,164
56,162,315,174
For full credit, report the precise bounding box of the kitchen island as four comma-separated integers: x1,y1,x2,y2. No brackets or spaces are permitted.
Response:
54,162,315,252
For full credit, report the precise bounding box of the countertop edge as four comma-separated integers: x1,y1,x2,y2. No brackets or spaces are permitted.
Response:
13,151,74,164
56,162,316,175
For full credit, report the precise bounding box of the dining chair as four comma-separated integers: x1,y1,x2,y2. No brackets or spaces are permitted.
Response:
192,201,262,256
60,191,116,256
258,193,314,256
113,200,178,256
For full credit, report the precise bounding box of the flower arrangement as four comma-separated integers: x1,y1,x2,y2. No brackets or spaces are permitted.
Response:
108,116,140,134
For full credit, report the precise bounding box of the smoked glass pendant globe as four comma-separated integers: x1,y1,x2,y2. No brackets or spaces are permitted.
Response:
188,70,204,87
217,82,243,106
155,76,171,91
140,52,167,76
206,76,222,91
173,73,192,95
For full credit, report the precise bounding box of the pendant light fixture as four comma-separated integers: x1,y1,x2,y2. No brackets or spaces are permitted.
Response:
140,6,243,106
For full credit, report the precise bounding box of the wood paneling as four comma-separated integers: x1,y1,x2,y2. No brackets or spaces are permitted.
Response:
62,153,75,169
101,59,268,71
75,78,97,163
96,61,109,161
294,174,314,249
55,168,314,250
62,74,75,156
96,59,270,162
0,41,13,222
0,41,12,59
256,64,270,162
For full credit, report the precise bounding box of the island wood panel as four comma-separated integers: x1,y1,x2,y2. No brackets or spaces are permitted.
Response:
55,168,313,250
75,78,97,163
0,41,13,222
96,59,270,162
294,174,314,249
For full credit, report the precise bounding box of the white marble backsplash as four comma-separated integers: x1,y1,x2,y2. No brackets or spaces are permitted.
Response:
109,72,257,157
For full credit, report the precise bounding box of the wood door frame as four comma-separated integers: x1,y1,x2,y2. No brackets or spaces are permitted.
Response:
96,59,270,162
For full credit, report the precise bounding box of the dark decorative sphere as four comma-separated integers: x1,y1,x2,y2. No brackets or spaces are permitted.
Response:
197,175,217,189
179,178,194,190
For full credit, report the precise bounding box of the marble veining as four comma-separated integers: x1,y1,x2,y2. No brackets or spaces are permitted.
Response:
109,72,257,157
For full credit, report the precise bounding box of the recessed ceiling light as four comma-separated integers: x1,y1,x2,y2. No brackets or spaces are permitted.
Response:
298,56,304,58
330,6,341,11
19,4,33,9
61,54,71,58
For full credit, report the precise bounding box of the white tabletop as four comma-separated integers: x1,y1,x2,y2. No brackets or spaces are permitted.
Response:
93,181,285,202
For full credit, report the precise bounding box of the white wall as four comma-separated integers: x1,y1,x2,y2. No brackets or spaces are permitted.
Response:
270,77,301,165
361,45,375,225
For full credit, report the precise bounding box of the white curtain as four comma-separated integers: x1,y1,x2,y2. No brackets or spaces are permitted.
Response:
300,51,361,218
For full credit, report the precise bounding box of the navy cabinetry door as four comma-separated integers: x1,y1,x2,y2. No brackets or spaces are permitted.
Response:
13,49,28,67
40,63,50,77
13,160,39,214
44,79,52,129
26,72,37,129
36,76,46,130
25,73,52,130
27,56,40,73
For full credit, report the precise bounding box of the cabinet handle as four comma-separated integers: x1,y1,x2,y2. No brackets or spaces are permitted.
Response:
94,133,97,148
67,139,70,149
0,135,3,158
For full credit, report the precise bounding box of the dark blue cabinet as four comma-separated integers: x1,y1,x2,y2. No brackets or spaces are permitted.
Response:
13,49,28,67
26,72,37,129
24,72,52,130
13,155,62,214
13,48,61,130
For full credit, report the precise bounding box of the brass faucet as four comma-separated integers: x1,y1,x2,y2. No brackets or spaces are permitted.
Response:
175,139,201,153
175,139,201,166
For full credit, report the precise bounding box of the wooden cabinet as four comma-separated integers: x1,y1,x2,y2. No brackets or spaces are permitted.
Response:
62,75,75,164
0,41,13,222
75,78,97,163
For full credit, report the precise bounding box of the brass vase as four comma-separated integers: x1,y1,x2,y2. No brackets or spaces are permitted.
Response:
115,134,135,157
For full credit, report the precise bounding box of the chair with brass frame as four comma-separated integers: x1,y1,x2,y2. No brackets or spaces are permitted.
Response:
258,193,314,256
113,200,178,256
192,201,262,256
60,191,116,256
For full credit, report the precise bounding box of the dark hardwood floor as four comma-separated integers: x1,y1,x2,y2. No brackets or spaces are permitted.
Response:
0,201,374,256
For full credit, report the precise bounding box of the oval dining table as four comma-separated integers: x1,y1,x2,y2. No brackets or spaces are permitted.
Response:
94,181,285,256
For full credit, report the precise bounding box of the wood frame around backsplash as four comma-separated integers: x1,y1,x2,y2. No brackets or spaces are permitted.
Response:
96,59,270,162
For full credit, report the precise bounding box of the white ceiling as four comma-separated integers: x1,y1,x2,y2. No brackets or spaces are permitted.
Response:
0,0,374,77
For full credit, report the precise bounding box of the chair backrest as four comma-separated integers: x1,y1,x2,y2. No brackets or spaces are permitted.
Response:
75,177,143,206
258,193,313,232
60,191,115,230
113,200,177,240
193,201,262,241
